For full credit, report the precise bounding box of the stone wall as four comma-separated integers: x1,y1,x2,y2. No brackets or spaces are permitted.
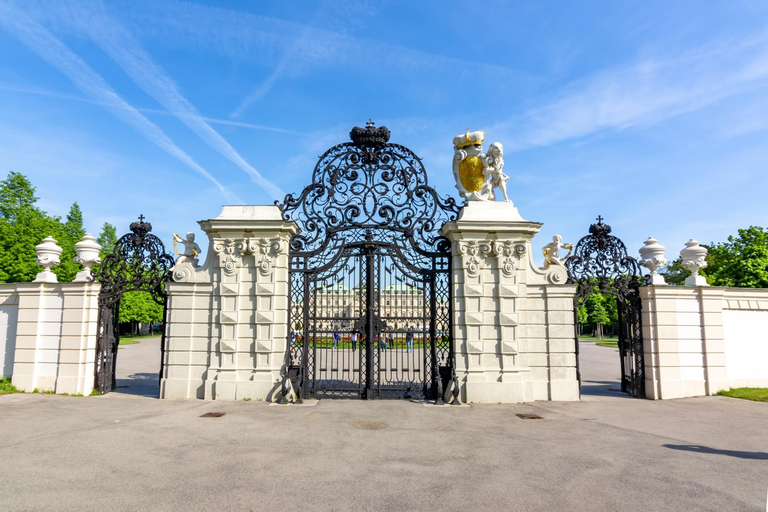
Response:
0,287,18,378
441,202,579,403
0,281,100,394
161,205,297,400
641,285,768,399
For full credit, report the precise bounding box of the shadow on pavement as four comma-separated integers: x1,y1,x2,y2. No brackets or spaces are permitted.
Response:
113,372,159,398
663,444,768,460
580,379,629,398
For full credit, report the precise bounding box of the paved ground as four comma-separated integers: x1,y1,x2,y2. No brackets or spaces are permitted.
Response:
1,339,766,511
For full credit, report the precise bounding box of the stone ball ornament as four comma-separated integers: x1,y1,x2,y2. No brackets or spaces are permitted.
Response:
34,236,63,283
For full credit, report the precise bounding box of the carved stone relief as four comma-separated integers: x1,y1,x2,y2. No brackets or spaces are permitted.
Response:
457,240,493,277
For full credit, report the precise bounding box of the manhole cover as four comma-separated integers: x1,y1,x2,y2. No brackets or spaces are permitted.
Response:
349,421,389,430
516,413,542,420
200,412,226,418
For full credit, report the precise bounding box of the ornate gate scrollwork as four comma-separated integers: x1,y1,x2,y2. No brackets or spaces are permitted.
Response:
278,121,460,401
92,216,175,395
564,216,645,398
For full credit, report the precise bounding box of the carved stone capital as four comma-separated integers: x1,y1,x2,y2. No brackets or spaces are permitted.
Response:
213,238,242,276
493,241,526,277
254,237,286,276
457,240,493,277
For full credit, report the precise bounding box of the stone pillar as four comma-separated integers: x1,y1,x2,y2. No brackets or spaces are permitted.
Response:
11,282,100,395
162,205,297,401
441,202,578,403
640,284,727,399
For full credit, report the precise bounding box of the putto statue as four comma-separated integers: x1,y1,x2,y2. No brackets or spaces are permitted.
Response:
452,129,510,202
542,235,573,267
173,232,201,267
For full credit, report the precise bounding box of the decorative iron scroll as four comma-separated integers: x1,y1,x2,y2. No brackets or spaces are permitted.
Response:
564,216,645,398
92,216,175,394
564,215,642,296
278,120,460,263
278,122,459,402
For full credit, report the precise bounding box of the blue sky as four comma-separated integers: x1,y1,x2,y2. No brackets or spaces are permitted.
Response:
1,0,767,266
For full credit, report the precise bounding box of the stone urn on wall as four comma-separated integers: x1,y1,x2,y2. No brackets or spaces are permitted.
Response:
34,236,63,283
74,234,102,282
638,237,668,285
680,239,709,286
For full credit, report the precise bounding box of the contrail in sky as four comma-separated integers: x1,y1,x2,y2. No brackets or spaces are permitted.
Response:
74,2,285,201
0,82,304,135
0,3,242,204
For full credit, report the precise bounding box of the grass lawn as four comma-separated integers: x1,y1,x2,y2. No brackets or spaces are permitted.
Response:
119,334,161,346
579,335,619,348
0,377,19,394
716,387,768,403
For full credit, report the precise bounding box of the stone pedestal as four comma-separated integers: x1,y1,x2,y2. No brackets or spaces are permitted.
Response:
9,282,100,395
161,206,297,400
441,202,579,403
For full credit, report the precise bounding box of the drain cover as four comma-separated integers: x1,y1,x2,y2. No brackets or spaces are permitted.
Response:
516,413,542,420
349,421,389,430
200,412,226,418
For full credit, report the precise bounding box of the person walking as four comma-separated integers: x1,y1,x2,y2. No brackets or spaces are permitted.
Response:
332,331,340,348
406,327,414,353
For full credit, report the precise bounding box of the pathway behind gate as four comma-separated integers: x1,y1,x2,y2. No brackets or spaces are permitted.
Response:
0,341,766,511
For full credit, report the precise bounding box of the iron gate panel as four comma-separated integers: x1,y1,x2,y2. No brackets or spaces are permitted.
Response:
92,217,175,395
280,122,459,400
564,217,645,398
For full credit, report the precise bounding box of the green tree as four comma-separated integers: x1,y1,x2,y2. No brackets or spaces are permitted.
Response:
97,222,118,257
119,291,164,335
64,202,85,240
0,171,39,222
659,257,687,286
661,227,768,288
0,173,59,282
706,226,768,288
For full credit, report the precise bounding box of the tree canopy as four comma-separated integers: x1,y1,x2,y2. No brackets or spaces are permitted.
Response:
661,226,768,288
0,172,118,283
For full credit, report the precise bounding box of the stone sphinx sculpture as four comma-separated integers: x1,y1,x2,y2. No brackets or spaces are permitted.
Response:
452,129,510,202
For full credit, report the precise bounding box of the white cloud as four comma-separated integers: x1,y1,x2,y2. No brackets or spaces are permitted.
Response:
496,31,768,150
0,3,241,204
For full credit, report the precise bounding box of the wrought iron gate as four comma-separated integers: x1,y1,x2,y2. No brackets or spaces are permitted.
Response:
564,217,645,398
92,216,175,394
279,122,460,401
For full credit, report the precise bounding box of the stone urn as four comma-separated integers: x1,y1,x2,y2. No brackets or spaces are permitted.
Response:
680,239,709,286
74,234,102,282
638,237,668,285
34,236,62,283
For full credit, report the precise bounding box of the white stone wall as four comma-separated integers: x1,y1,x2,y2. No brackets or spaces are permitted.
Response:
161,205,297,401
3,282,100,394
641,285,768,399
441,202,578,403
0,287,18,378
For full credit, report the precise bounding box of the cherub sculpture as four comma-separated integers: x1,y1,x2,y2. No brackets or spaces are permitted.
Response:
482,142,510,202
542,235,573,267
452,129,511,202
173,232,201,267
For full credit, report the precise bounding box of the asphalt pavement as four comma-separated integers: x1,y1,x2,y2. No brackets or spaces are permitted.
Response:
0,338,766,511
